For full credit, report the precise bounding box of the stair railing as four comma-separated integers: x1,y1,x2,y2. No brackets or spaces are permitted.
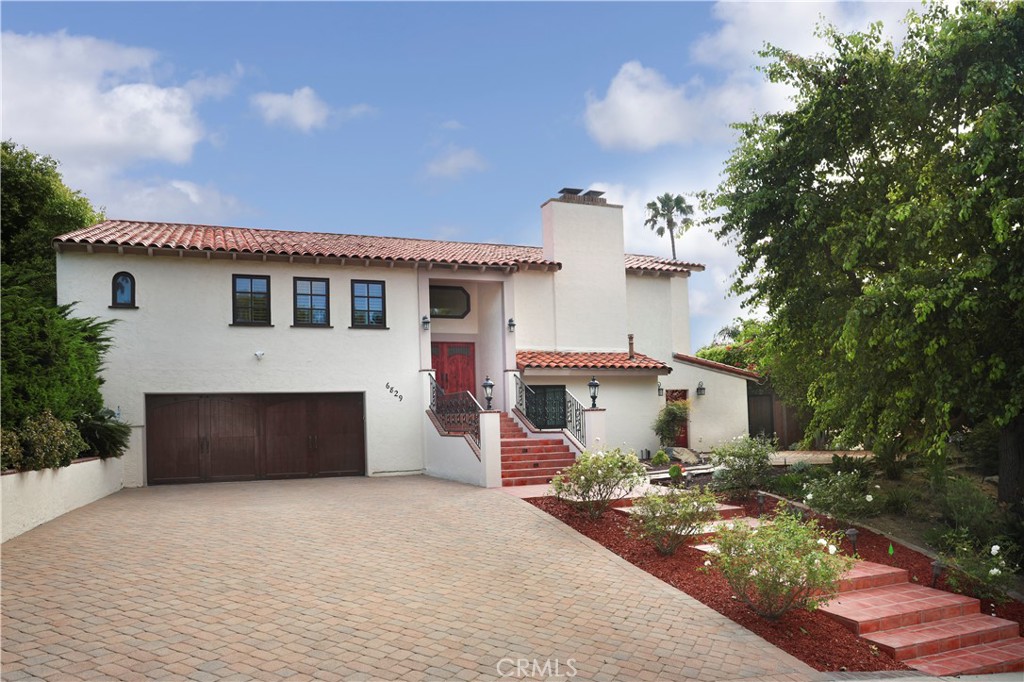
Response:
429,374,482,447
514,373,586,450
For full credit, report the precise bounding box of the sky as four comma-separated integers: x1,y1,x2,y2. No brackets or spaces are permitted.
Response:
2,0,918,349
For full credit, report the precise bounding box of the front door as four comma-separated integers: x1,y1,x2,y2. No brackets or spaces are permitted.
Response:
665,389,689,448
431,342,476,394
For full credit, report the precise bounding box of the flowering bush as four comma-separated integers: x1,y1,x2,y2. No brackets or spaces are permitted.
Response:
710,435,775,496
550,448,647,519
628,486,720,556
802,471,880,523
940,530,1020,603
16,410,88,470
709,505,854,620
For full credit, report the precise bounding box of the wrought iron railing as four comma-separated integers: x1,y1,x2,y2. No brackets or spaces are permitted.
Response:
514,374,534,416
564,390,587,447
429,374,481,447
515,374,587,448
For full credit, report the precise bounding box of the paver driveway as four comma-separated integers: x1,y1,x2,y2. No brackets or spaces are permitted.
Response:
2,476,821,681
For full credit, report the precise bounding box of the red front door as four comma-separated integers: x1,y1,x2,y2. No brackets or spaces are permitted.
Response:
431,342,476,394
665,389,689,448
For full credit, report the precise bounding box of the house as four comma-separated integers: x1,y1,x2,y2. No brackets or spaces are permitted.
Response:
53,188,753,489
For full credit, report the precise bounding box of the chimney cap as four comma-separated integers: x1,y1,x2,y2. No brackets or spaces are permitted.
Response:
583,189,605,199
559,187,583,196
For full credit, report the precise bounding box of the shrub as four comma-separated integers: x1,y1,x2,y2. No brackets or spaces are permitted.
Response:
629,486,720,555
872,440,910,480
651,449,670,466
668,463,684,482
18,410,88,470
75,408,131,459
710,435,775,496
938,476,1006,546
1,428,23,471
652,401,690,448
790,460,813,474
709,506,855,620
831,453,871,477
550,448,647,519
802,471,880,523
940,530,1020,603
882,487,919,516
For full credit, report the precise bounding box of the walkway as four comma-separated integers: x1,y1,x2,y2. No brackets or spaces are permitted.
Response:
2,476,817,681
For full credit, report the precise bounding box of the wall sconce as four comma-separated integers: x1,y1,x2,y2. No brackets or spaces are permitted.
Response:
507,318,516,333
657,381,664,397
482,376,495,410
254,351,265,361
588,376,600,408
696,381,706,396
421,315,431,331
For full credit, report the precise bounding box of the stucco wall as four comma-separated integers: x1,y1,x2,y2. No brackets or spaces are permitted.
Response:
669,362,750,453
422,413,483,487
57,252,427,486
513,270,556,350
2,457,124,542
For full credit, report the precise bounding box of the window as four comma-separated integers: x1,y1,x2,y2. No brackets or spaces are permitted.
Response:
111,272,136,308
429,285,470,319
293,277,330,327
351,280,386,328
233,275,271,325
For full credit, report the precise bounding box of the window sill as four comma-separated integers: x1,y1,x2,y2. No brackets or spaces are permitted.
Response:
229,323,274,327
291,324,334,329
109,305,139,310
349,326,389,330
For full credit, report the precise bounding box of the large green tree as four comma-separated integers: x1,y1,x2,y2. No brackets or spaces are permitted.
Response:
708,1,1024,503
645,193,694,260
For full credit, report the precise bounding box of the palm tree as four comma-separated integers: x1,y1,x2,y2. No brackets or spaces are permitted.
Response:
644,193,694,261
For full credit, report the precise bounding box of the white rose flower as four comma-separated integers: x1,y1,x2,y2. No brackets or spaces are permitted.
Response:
725,522,735,530
865,494,874,502
749,569,758,577
990,567,1001,576
991,545,1001,556
704,560,712,567
817,539,827,547
806,493,814,501
828,545,838,555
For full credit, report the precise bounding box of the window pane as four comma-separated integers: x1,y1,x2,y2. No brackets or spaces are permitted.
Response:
310,281,326,295
296,309,312,325
354,298,368,311
353,282,367,297
369,298,383,312
312,295,326,309
312,309,327,325
297,294,311,309
368,283,383,297
353,310,368,326
252,278,268,293
296,279,310,295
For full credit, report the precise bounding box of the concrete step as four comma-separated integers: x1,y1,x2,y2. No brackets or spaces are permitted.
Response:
502,458,575,472
501,466,565,480
838,561,909,593
863,613,1020,661
820,583,980,635
904,638,1024,676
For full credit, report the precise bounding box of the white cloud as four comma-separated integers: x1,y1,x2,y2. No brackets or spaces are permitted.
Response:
108,178,247,224
425,146,487,179
250,86,330,132
441,119,464,130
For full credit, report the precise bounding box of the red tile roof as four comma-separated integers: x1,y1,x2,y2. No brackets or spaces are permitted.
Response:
518,350,670,373
672,353,761,379
54,220,705,274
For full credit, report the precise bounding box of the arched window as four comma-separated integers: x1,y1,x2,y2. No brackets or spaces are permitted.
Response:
111,272,136,308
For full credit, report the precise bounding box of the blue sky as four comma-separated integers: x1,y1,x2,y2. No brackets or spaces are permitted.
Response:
2,1,916,349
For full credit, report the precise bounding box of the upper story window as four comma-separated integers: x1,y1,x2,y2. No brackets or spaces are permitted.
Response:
110,272,137,308
294,277,330,327
351,280,386,328
233,275,271,326
429,285,470,319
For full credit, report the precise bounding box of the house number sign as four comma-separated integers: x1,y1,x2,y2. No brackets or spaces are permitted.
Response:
385,382,403,402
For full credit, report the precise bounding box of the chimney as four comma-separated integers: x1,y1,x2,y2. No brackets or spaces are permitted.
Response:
556,187,607,206
628,333,635,359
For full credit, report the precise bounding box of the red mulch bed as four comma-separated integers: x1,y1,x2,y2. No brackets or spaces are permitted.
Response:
528,495,1024,672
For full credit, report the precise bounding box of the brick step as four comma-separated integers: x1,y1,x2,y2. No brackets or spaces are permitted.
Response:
501,430,527,438
501,452,575,465
501,466,565,479
501,438,566,448
863,613,1020,662
904,638,1024,676
820,584,979,635
501,445,573,456
502,458,575,472
838,561,909,593
502,474,556,486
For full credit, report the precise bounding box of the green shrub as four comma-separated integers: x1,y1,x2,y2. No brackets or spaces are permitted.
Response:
790,460,813,474
19,410,88,469
882,487,919,516
802,471,880,523
652,401,690,448
831,453,871,477
766,472,806,499
958,422,1001,476
75,408,131,459
938,476,1006,545
1,428,23,471
871,440,910,480
709,506,855,620
710,435,775,496
940,530,1020,603
668,463,684,482
629,486,720,556
550,448,647,519
651,449,670,466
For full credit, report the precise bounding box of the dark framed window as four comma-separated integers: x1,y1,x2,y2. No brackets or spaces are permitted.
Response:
293,277,330,327
110,271,136,308
351,280,386,328
429,285,470,319
232,275,271,325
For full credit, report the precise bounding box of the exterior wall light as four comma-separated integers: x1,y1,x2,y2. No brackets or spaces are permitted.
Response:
696,381,706,396
507,318,516,333
657,381,664,396
482,376,495,410
588,376,600,408
421,315,431,331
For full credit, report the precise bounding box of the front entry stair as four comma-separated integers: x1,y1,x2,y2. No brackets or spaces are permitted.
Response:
500,413,575,487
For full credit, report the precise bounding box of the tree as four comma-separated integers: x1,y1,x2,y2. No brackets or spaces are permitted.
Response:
707,1,1024,504
645,193,694,260
696,318,769,374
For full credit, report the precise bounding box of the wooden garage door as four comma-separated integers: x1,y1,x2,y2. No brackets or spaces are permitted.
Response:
146,393,365,484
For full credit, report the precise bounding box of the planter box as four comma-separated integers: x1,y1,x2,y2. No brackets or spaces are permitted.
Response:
2,457,124,543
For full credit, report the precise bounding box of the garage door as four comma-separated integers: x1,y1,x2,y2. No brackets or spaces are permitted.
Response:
146,393,365,484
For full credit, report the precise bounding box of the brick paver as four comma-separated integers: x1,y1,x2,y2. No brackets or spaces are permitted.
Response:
2,476,823,680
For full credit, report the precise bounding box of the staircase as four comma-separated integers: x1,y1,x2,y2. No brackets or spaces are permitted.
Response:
821,563,1024,675
500,413,576,486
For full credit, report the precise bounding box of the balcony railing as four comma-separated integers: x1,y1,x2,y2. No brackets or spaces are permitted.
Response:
429,374,481,447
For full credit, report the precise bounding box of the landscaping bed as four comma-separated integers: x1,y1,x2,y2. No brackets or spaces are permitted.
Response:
528,495,1024,672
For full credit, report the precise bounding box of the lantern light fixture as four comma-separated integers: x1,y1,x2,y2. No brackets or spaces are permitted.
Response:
696,381,706,396
421,315,431,331
507,318,516,333
482,376,495,410
588,376,600,408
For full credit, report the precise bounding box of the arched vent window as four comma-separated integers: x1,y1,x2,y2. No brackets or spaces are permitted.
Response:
111,272,137,308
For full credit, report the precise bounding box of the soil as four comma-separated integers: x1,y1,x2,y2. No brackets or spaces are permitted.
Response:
527,495,1024,673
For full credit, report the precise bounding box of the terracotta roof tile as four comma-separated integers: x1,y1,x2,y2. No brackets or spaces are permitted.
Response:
672,353,761,379
625,254,705,273
517,350,670,373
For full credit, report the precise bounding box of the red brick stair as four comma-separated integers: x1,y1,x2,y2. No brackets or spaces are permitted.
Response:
500,413,576,486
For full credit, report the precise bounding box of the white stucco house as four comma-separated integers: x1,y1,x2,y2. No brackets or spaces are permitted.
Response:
53,188,752,490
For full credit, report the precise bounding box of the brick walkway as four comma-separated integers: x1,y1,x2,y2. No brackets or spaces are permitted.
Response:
2,476,820,681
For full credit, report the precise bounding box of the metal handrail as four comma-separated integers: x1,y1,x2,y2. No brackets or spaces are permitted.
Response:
564,390,587,447
429,374,482,447
514,374,534,416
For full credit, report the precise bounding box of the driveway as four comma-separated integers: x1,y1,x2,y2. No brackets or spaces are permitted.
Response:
2,476,819,681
